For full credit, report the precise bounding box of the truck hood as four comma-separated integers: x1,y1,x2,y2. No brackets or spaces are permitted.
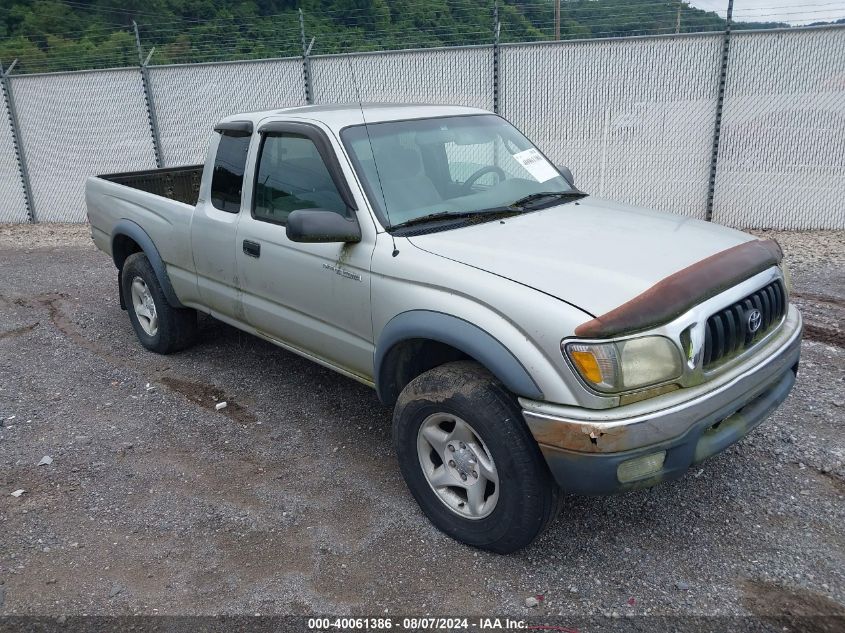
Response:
407,197,755,317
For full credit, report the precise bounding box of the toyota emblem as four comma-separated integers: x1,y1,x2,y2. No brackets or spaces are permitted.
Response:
746,309,763,334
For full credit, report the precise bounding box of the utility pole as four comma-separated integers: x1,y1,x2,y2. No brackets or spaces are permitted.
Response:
1,59,36,222
555,0,561,40
133,21,163,168
676,1,683,34
299,8,314,105
705,0,734,222
493,1,500,114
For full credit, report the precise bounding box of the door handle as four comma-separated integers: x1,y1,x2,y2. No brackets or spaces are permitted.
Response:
243,240,261,258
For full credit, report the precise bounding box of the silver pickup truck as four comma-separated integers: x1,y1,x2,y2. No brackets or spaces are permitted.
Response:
86,104,802,553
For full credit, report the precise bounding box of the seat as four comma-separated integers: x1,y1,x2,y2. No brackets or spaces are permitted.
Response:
375,147,442,222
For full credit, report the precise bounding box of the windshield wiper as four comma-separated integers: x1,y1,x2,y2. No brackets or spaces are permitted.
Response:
389,208,520,230
388,190,587,231
509,190,587,210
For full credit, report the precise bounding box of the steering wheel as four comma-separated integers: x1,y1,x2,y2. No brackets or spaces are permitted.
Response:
461,165,506,194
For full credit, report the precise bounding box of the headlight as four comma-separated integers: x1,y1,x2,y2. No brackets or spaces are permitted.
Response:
563,336,683,393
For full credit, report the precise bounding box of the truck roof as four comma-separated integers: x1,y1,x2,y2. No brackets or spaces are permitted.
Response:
217,103,491,133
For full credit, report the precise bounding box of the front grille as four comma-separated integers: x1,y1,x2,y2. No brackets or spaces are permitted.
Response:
702,279,787,369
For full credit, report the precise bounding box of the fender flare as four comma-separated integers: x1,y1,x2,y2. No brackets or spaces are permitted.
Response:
111,219,185,309
374,310,543,404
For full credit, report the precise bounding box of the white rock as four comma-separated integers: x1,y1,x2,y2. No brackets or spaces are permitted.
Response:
11,489,25,497
215,401,228,411
524,596,539,608
38,456,53,466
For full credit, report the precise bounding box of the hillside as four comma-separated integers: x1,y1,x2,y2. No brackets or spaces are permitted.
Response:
0,0,794,74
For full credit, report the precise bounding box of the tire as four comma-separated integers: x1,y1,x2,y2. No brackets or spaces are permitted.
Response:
393,360,562,553
121,252,197,354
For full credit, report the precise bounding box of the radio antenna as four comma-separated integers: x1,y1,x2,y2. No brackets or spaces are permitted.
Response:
345,56,399,257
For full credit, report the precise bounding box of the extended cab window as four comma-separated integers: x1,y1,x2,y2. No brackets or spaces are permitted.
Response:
253,133,346,224
210,133,250,213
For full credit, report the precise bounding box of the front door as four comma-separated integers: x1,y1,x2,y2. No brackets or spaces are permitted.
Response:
235,123,376,381
190,127,251,320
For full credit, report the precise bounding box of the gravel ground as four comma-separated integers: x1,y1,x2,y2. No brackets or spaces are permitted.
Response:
0,224,843,621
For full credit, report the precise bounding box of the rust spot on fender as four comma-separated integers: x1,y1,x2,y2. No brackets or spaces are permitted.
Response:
575,239,783,338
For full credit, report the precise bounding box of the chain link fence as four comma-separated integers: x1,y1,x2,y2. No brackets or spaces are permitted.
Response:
0,78,29,223
311,46,493,107
149,59,305,167
501,32,724,219
0,25,843,228
712,27,845,229
10,68,157,222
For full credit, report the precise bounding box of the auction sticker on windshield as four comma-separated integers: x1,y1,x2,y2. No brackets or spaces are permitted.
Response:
511,148,558,182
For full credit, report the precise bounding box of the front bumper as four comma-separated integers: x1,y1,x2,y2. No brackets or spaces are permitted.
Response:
522,306,802,495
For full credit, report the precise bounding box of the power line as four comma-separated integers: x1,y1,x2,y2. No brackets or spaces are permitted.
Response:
2,2,845,40
3,0,843,37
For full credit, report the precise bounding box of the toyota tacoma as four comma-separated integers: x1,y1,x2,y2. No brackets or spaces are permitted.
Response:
86,104,802,553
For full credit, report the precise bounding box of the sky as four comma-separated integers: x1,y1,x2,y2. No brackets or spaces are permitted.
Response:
688,0,845,25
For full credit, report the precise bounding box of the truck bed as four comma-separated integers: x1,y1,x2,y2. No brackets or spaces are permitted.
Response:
87,165,201,285
99,165,203,206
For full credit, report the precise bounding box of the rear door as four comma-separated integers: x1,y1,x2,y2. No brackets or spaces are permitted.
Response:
190,122,252,320
235,120,376,381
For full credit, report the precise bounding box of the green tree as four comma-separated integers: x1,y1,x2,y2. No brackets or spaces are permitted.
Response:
0,1,797,74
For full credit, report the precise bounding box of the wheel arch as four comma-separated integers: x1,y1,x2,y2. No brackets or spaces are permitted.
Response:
111,219,184,309
374,310,544,406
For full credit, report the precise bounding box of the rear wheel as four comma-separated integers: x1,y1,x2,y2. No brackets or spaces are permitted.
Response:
393,361,561,553
121,252,197,354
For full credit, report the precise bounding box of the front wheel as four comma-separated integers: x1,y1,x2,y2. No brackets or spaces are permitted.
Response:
393,361,561,553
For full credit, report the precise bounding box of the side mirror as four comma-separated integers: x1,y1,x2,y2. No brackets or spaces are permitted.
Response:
556,165,575,186
286,209,362,243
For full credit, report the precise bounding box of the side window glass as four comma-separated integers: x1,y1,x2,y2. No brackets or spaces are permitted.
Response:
253,133,347,224
210,133,250,213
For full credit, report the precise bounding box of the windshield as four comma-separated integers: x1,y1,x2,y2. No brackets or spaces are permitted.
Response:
341,114,575,229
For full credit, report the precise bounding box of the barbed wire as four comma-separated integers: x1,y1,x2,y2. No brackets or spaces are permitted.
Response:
1,5,840,45
2,1,843,42
1,1,843,74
